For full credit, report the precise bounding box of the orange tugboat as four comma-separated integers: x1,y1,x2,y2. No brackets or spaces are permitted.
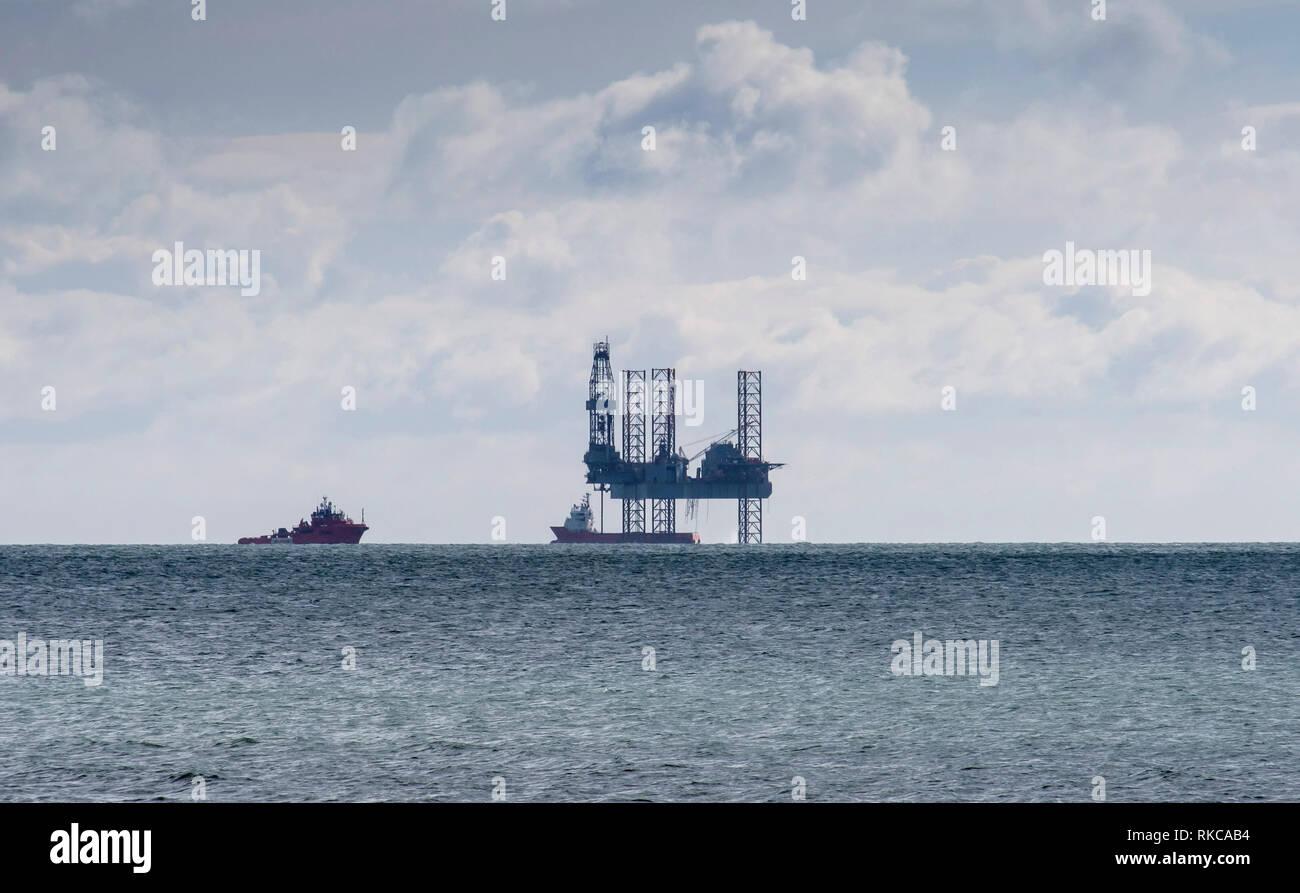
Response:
237,496,369,544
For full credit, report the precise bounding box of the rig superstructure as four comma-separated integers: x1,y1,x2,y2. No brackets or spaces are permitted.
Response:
577,337,782,543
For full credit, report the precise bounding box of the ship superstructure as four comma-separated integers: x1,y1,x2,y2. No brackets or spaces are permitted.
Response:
237,496,369,544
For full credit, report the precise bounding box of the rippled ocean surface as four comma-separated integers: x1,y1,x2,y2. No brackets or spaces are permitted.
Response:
0,544,1295,802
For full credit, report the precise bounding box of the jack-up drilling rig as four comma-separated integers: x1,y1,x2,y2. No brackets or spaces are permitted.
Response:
559,337,782,544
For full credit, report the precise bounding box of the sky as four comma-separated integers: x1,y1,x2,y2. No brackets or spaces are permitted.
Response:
2,0,1299,543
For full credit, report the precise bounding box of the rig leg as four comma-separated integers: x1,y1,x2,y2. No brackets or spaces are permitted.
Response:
738,498,762,544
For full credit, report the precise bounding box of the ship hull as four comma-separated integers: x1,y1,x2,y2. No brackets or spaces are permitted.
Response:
238,524,368,544
289,525,367,544
550,527,699,544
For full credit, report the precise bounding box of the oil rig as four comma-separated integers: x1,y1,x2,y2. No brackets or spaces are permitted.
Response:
579,338,782,543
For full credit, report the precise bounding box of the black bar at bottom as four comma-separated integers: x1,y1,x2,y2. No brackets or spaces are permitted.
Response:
0,802,1285,881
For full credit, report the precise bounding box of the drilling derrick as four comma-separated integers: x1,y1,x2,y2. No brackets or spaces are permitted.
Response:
737,371,763,543
583,338,617,473
622,370,647,535
650,368,677,534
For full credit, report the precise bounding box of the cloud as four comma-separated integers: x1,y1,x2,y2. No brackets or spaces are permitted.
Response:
1,16,1296,541
878,0,1231,74
71,0,144,21
1245,102,1300,125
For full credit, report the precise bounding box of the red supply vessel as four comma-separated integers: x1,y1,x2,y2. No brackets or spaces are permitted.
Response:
237,496,369,544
